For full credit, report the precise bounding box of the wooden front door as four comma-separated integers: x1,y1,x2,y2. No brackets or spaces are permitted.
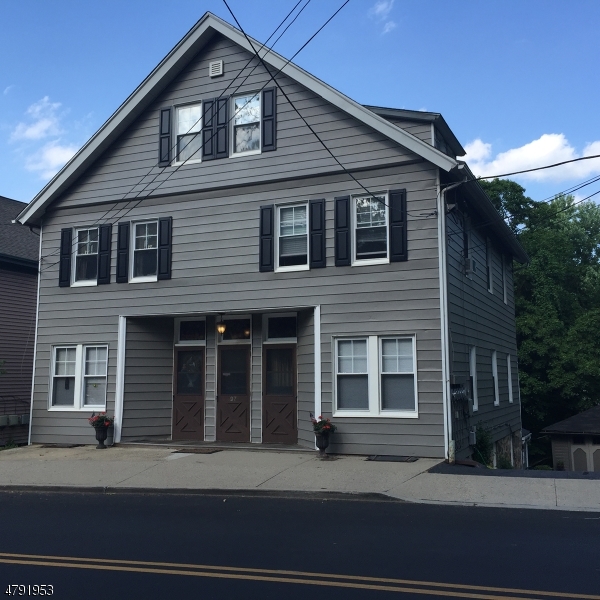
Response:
217,346,250,442
172,348,204,441
263,345,297,444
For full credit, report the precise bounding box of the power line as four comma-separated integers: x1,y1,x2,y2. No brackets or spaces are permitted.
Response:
40,1,313,266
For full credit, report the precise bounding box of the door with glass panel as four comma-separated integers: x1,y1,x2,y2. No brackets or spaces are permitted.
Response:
217,346,250,442
172,348,205,441
263,345,297,444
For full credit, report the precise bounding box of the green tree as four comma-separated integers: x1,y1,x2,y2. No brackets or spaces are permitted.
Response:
479,180,600,435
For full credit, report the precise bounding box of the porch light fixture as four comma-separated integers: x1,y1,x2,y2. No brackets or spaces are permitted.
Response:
216,315,226,335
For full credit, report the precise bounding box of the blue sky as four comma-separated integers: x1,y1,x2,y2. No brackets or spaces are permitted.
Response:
2,0,600,205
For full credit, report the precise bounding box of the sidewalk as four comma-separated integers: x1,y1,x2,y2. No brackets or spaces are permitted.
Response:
1,444,599,512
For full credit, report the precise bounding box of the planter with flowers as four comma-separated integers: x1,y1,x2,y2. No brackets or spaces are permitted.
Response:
88,412,114,449
311,415,337,458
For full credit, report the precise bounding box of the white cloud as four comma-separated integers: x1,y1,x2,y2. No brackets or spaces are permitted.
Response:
3,85,15,96
370,0,394,19
25,141,78,180
382,21,397,35
10,96,63,141
369,1,396,35
464,134,600,182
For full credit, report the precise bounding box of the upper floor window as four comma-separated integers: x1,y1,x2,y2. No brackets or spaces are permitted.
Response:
277,204,308,270
176,104,202,163
232,94,260,155
74,228,98,283
486,238,493,293
50,345,108,410
132,221,158,281
353,194,388,264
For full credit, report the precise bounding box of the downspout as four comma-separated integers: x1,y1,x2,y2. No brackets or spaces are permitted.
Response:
437,176,464,462
28,220,43,445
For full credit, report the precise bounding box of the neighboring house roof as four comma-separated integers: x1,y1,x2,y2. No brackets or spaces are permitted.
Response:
542,406,600,436
17,12,458,226
0,196,39,269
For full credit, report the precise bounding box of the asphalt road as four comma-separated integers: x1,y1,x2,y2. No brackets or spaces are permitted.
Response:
0,490,599,600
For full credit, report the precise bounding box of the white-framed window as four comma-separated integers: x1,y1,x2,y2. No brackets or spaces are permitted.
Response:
276,204,308,271
73,227,98,285
50,345,108,411
131,221,158,282
469,346,478,411
507,354,513,403
353,194,389,265
486,238,493,293
334,335,417,418
492,350,499,406
175,103,202,164
263,313,297,343
232,93,260,155
175,317,206,346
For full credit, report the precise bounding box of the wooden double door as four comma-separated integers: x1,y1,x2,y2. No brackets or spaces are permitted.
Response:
215,344,297,444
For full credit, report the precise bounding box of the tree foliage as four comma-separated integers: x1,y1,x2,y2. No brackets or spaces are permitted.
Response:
480,179,600,434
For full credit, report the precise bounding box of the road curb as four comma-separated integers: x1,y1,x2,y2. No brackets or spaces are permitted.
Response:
0,485,402,503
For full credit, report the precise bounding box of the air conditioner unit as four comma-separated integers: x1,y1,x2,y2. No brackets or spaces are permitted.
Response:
465,256,477,274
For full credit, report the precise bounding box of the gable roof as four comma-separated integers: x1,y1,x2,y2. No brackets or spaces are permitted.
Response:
542,405,600,436
0,196,39,268
17,12,458,226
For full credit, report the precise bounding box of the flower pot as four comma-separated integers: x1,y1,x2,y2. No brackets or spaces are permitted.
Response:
315,432,330,458
94,426,109,449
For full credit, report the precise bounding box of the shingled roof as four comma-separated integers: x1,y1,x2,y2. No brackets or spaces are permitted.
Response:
0,196,39,265
542,405,600,436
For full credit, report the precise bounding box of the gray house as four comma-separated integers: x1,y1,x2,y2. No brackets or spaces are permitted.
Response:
0,196,39,446
16,13,527,461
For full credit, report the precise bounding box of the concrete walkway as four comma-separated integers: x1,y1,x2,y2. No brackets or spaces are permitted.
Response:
1,444,599,512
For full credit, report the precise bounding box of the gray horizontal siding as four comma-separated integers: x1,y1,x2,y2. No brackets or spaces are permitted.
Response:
445,211,521,458
297,309,314,449
59,34,420,208
387,118,433,145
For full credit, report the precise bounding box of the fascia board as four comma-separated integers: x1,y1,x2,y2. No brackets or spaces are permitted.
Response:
18,12,457,225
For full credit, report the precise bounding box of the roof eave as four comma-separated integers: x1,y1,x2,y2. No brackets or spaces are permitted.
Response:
17,13,457,225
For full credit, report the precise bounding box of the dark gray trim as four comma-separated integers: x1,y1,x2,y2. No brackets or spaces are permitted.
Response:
0,253,38,273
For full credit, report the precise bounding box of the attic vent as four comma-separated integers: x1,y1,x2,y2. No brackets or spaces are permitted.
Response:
209,60,223,78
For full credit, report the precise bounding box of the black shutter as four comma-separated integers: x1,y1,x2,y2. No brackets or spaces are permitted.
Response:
202,99,215,160
158,108,171,167
309,199,326,269
157,217,172,280
116,222,130,283
334,196,350,266
58,228,72,287
261,87,277,152
97,224,112,285
389,188,407,262
215,97,229,159
259,205,274,272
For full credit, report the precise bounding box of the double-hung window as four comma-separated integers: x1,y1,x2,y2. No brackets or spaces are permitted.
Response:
176,104,202,163
132,221,158,280
469,346,478,411
334,335,417,417
232,94,260,155
354,194,388,263
492,350,499,406
277,204,308,269
51,345,108,410
74,228,98,284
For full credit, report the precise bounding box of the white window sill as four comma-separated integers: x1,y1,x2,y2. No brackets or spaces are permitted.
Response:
351,257,390,267
275,264,309,273
333,410,419,419
71,280,97,288
129,276,158,284
48,406,106,412
231,149,261,158
173,159,202,166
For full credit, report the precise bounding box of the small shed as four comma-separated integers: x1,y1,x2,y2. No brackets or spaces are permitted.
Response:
542,406,600,472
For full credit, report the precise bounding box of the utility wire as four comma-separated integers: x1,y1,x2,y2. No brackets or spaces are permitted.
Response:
40,1,312,265
473,154,600,180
